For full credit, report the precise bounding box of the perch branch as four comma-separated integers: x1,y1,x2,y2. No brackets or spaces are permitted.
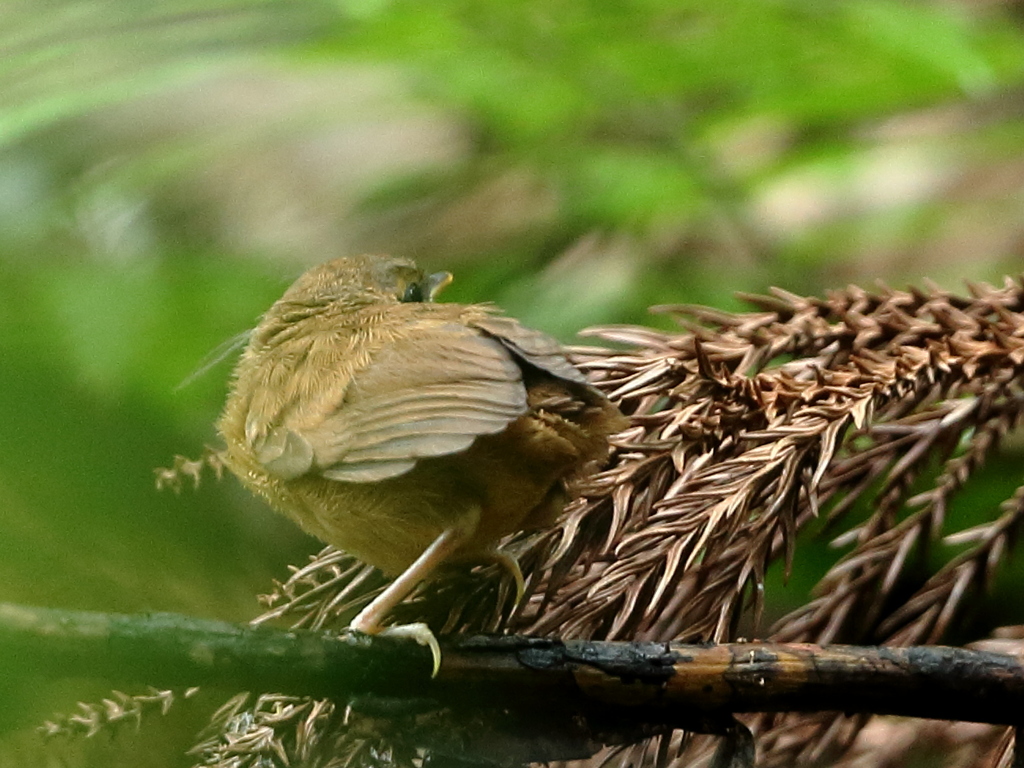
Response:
3,602,1023,728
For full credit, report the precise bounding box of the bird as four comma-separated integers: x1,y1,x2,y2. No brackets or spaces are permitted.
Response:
217,254,626,671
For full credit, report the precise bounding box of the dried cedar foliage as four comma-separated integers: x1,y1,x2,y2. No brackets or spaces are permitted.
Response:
539,280,1024,647
197,279,1024,768
41,688,198,739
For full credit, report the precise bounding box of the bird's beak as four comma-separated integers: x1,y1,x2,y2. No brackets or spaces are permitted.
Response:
424,271,453,301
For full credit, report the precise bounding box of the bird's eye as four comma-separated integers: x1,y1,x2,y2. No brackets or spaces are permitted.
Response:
401,282,424,303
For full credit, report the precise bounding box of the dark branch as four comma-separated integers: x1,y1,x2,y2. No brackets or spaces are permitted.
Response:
4,602,1024,731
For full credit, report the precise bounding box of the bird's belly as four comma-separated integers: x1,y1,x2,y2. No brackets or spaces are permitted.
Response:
286,476,462,575
284,430,570,575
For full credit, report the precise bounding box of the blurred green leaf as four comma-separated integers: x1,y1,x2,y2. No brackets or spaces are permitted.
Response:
0,0,339,145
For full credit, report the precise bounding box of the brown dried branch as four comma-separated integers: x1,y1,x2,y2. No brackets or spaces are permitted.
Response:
40,687,199,739
253,547,383,631
523,280,1024,650
154,446,225,493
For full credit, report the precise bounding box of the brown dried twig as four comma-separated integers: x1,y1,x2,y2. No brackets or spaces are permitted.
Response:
40,687,199,739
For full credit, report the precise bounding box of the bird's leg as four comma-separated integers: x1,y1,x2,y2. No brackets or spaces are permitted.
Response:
349,525,469,675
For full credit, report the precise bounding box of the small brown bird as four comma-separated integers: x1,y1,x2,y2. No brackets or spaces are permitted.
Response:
218,255,625,668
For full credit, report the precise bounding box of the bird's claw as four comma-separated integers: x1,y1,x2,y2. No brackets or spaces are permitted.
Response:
489,549,526,607
371,622,442,677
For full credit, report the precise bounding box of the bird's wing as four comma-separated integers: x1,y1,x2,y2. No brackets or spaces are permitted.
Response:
254,322,531,483
470,315,588,385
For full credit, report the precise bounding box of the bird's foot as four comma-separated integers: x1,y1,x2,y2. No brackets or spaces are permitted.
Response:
349,620,441,677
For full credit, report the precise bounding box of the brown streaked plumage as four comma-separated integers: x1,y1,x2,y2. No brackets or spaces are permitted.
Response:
218,254,626,665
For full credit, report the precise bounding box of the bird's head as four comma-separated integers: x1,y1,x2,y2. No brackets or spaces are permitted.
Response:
279,255,453,310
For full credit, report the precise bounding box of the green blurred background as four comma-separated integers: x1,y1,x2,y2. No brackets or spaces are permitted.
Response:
2,0,1024,764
